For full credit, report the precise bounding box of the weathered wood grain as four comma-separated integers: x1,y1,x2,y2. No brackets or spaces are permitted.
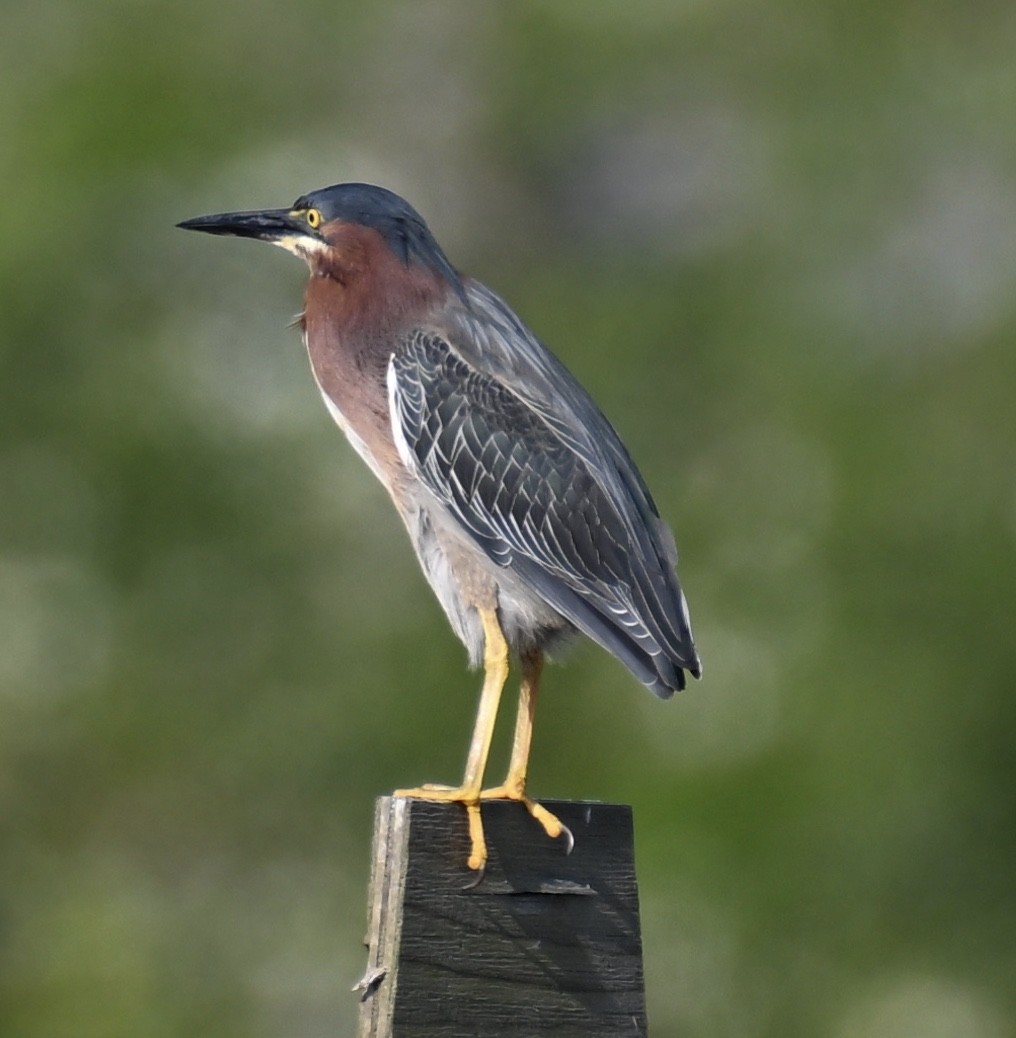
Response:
357,797,647,1038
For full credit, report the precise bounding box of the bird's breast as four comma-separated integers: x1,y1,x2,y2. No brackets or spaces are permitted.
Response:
314,379,390,484
301,323,405,489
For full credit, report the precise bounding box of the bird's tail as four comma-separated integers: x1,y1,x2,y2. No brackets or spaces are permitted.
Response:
512,557,700,697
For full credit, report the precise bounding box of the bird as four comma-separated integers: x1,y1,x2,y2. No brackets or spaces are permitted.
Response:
179,182,701,873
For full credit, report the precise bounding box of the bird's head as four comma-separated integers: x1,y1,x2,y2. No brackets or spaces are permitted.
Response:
178,182,461,296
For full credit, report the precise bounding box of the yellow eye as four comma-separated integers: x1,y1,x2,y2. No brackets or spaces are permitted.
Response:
305,208,322,229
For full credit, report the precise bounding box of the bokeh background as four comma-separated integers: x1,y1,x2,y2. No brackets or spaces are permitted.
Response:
2,1,1014,1035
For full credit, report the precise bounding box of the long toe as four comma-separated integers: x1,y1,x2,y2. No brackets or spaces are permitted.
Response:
393,784,476,801
392,785,487,872
480,785,573,851
526,798,571,847
465,802,487,872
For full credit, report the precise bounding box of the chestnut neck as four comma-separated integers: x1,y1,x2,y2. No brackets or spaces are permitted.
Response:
301,222,451,345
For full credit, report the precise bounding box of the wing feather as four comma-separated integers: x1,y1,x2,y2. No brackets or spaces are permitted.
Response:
388,291,700,694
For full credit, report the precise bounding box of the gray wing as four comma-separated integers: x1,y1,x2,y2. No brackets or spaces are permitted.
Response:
388,304,700,697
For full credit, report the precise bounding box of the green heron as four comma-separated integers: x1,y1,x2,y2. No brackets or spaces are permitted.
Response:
179,183,701,872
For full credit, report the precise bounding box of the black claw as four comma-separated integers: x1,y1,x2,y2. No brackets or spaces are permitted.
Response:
560,823,575,856
462,863,487,890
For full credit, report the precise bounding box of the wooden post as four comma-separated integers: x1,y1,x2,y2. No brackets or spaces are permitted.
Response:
356,797,648,1038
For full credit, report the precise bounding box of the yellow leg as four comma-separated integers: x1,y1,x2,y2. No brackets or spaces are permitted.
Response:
394,607,509,871
481,651,573,854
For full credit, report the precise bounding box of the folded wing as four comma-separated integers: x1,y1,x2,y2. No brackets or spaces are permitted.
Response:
388,288,700,697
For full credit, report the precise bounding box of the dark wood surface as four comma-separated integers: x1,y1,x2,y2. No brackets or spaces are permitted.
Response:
357,797,647,1038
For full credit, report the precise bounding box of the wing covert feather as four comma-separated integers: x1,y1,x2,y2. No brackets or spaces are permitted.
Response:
388,319,700,691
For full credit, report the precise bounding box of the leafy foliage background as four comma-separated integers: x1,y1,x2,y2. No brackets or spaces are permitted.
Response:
2,2,1014,1035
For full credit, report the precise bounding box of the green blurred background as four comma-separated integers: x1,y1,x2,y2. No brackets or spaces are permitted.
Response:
2,1,1014,1035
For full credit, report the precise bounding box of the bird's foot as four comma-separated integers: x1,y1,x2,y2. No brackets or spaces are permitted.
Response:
392,784,487,871
480,782,575,855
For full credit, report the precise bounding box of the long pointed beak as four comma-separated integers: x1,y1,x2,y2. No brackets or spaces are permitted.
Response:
177,208,310,242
